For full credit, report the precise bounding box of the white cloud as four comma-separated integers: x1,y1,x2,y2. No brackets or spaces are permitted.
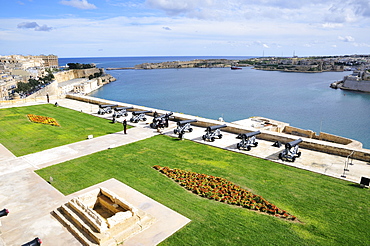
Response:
146,0,200,15
17,22,52,31
35,25,53,32
338,36,355,42
60,0,97,10
17,22,39,29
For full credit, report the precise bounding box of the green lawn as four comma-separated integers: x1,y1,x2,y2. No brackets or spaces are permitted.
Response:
36,135,370,246
0,104,125,156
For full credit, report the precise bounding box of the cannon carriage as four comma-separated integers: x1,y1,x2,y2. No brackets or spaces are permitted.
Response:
130,110,152,123
174,119,197,138
97,104,118,115
150,112,173,129
202,124,227,142
236,130,261,150
279,138,302,162
112,106,133,118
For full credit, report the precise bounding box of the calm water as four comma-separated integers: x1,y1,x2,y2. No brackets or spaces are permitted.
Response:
60,57,370,148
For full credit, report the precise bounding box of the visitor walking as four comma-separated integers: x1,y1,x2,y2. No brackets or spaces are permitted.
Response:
123,119,127,134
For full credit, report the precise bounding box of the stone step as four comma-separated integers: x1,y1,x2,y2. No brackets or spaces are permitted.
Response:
54,204,118,246
59,203,107,244
53,208,98,246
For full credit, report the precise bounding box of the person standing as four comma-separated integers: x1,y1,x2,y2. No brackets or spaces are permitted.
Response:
46,94,49,103
123,119,127,134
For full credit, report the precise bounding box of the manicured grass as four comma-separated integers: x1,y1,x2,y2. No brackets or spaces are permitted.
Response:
36,135,370,246
0,104,126,156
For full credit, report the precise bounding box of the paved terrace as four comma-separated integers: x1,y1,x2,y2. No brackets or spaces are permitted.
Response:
0,98,369,245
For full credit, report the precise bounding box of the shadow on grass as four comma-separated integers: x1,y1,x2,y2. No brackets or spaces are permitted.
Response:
348,183,368,189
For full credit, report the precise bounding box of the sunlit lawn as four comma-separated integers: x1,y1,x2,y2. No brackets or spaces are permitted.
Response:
36,135,370,246
0,104,126,156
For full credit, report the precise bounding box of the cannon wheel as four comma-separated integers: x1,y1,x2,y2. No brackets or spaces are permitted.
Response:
189,128,193,132
278,153,283,160
130,118,134,122
254,142,258,147
116,115,121,118
246,146,251,151
143,117,147,121
174,129,178,134
124,113,128,116
211,137,215,142
101,112,105,115
237,143,241,149
150,123,154,128
202,135,206,141
292,156,296,162
219,134,223,139
297,152,301,157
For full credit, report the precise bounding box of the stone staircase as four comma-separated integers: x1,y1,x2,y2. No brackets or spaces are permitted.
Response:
53,203,116,246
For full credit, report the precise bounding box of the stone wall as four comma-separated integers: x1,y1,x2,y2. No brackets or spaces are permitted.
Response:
283,126,354,146
54,68,104,83
283,125,316,138
26,80,59,98
342,79,370,92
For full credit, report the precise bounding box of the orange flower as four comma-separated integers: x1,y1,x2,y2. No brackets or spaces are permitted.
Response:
27,114,60,127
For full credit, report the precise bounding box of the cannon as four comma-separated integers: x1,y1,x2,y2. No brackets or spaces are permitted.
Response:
130,110,152,123
202,124,227,142
97,104,118,115
236,130,261,151
0,208,9,217
150,112,173,129
279,138,302,162
112,106,133,118
174,119,197,138
22,237,42,246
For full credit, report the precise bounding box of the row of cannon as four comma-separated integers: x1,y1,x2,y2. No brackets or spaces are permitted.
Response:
98,104,172,125
97,104,303,162
172,119,303,162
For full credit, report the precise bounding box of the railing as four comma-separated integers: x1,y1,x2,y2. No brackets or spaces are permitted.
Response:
341,150,355,178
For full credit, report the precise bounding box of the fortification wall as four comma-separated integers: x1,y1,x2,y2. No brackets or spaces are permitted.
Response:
26,80,59,98
66,94,370,162
54,68,103,83
342,79,370,92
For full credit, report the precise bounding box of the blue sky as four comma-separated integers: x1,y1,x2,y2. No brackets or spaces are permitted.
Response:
1,0,370,57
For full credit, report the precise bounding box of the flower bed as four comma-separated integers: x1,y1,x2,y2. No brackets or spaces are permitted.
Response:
27,114,60,127
153,165,297,221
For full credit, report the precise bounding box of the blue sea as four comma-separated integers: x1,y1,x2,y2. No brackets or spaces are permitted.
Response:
59,56,370,149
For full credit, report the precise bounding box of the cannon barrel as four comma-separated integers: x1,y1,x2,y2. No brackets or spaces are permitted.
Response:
132,110,152,116
285,138,303,149
242,130,261,139
0,208,9,217
21,237,42,246
177,119,197,126
156,112,173,119
99,104,118,108
114,106,133,111
206,124,227,132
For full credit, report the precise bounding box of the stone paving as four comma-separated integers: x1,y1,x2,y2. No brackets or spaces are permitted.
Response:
0,98,369,245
